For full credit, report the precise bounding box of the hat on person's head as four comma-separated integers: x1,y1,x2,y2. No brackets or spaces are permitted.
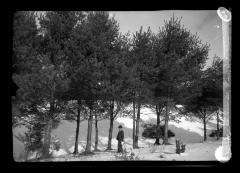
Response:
118,125,122,128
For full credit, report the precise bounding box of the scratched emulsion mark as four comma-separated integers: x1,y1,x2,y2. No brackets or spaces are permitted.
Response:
214,7,231,162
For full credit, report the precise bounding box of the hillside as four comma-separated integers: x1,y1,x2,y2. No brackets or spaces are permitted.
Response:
12,108,221,161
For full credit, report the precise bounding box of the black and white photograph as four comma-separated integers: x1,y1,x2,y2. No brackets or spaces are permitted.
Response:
11,9,231,163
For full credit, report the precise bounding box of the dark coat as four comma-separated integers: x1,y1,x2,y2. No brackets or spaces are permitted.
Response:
117,130,124,141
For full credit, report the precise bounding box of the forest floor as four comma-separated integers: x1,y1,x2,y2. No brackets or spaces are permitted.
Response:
35,138,222,161
13,112,224,162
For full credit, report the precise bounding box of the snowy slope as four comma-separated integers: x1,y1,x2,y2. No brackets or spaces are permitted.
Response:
116,108,218,143
38,139,222,161
12,107,220,161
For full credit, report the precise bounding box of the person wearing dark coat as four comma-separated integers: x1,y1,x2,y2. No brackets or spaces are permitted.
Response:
116,125,124,153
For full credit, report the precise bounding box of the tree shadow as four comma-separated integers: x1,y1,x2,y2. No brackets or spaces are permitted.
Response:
168,124,203,143
162,151,176,154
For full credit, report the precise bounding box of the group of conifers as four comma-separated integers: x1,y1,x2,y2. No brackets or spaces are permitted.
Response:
12,11,223,159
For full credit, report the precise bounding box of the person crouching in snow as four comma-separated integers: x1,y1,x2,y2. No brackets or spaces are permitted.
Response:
117,125,124,153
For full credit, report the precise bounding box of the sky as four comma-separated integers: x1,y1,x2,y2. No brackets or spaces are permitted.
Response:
35,11,223,68
109,10,223,68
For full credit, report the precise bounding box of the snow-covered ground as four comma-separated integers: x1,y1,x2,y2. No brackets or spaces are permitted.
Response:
37,137,222,161
13,107,223,161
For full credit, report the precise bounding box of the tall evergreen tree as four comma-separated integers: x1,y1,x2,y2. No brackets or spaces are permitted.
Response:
182,75,217,141
131,26,155,148
81,11,127,151
206,55,223,140
55,11,90,154
152,16,209,144
181,56,222,141
13,11,78,158
12,11,39,128
12,11,46,159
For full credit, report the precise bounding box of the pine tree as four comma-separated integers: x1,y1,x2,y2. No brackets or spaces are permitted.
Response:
53,11,89,154
80,11,128,151
13,11,79,158
12,11,44,159
130,26,155,148
152,16,210,144
36,11,83,158
182,59,223,142
202,55,223,140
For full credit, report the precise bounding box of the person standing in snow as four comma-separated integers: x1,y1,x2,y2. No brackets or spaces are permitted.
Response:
116,125,124,153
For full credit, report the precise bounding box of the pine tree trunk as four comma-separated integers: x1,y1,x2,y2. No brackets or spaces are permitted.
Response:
135,101,141,148
163,103,169,145
107,117,114,150
133,100,136,148
107,101,114,150
25,129,31,161
73,103,81,154
42,100,54,159
42,118,53,158
216,111,219,140
94,113,99,151
203,113,207,141
155,104,161,145
163,88,170,145
25,147,30,161
85,108,93,153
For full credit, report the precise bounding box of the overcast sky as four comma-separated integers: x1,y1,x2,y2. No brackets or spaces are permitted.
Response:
109,10,223,67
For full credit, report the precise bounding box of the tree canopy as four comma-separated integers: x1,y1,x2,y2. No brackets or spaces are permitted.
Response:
12,11,222,158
